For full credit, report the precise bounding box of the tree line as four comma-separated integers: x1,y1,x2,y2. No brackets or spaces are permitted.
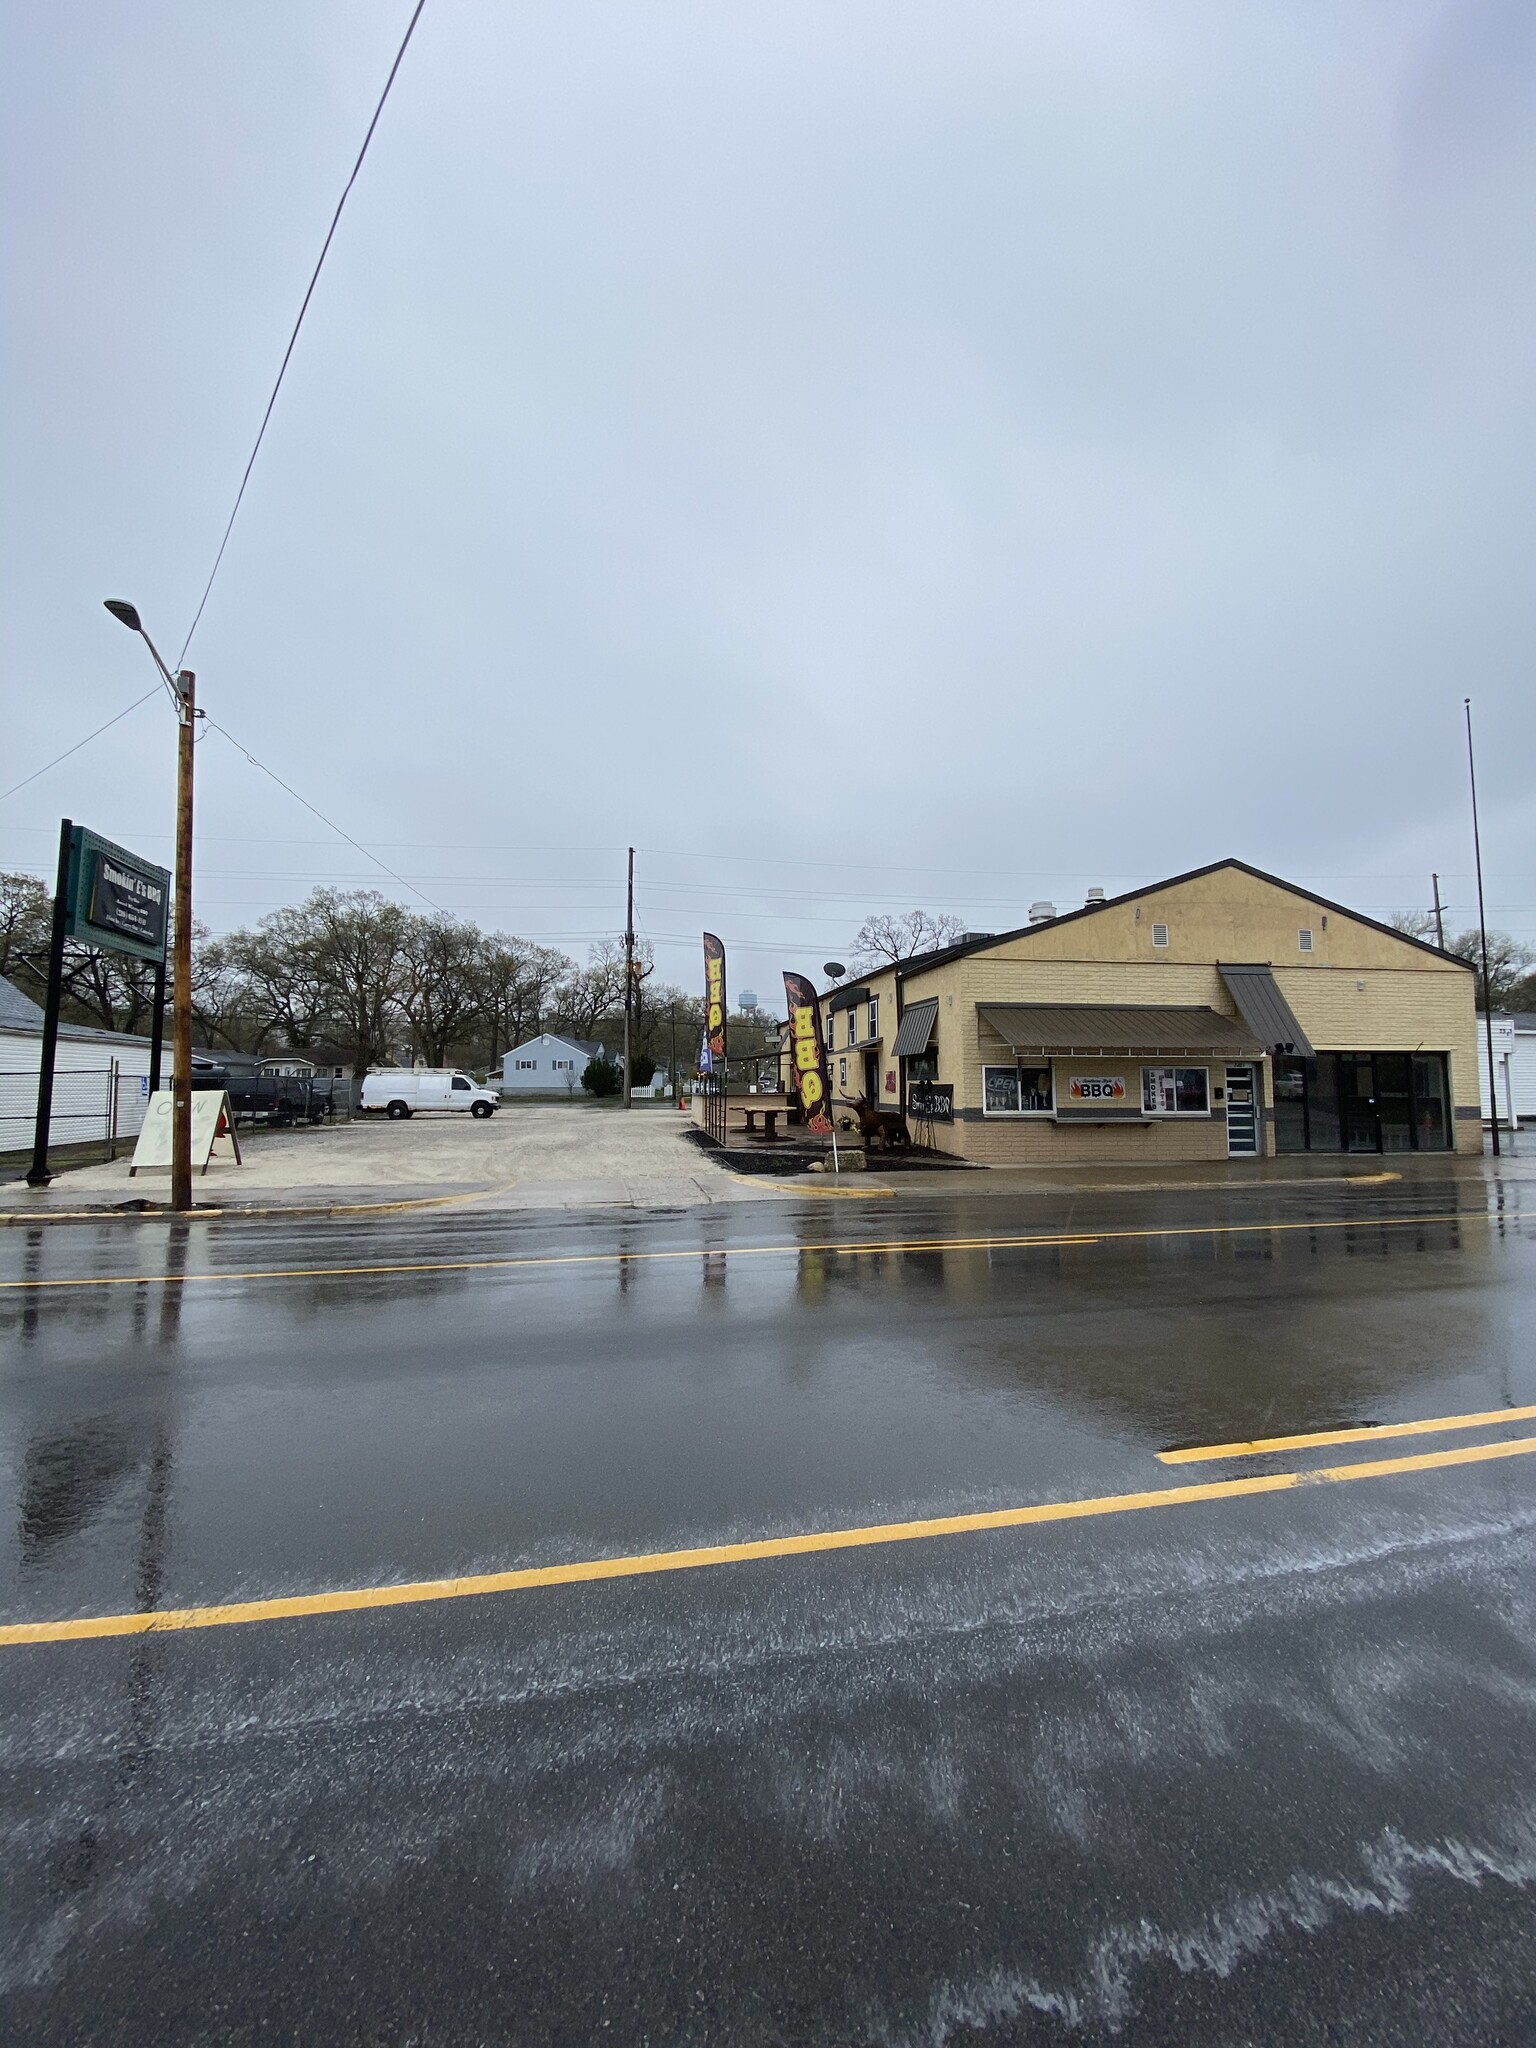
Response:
0,873,728,1076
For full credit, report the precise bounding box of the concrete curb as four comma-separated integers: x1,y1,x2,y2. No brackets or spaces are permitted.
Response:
0,1184,511,1228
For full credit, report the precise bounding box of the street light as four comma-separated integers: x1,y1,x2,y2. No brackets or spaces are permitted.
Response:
104,599,198,1211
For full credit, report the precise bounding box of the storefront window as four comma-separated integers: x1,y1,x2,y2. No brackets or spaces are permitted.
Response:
1412,1055,1450,1150
1376,1053,1413,1152
1273,1057,1307,1152
868,997,878,1040
983,1065,1053,1114
1306,1055,1342,1151
1142,1067,1209,1114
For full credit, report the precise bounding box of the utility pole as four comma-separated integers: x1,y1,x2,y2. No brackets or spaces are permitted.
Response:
622,845,635,1109
1431,873,1446,952
171,669,196,1208
1464,698,1500,1159
670,1001,678,1104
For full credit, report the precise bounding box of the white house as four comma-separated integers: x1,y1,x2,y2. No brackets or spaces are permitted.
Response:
500,1033,605,1095
1477,1013,1536,1133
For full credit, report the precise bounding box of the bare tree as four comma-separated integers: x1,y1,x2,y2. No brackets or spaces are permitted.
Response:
552,938,632,1041
398,913,484,1068
474,936,575,1067
852,909,965,969
0,871,51,999
1392,912,1534,1009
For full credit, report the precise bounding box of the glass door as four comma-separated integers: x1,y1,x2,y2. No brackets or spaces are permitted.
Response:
1338,1054,1380,1153
1225,1064,1259,1155
1375,1054,1414,1152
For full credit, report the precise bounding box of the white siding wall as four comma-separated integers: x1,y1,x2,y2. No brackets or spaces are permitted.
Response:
0,1028,155,1155
1476,1019,1536,1126
500,1035,590,1094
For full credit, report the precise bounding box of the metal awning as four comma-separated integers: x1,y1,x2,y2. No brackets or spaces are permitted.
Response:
977,1003,1262,1055
1217,964,1313,1057
891,997,939,1057
827,983,872,1013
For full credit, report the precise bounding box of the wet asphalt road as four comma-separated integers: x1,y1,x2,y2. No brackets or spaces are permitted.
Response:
2,1164,1534,2044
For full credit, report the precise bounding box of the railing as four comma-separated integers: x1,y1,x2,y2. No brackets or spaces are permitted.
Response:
700,1073,728,1146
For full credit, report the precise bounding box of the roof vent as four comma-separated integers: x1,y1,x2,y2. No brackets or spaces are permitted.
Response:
959,931,995,945
1028,900,1056,924
1084,886,1106,907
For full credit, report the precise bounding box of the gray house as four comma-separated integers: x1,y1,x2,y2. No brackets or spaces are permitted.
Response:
500,1033,605,1095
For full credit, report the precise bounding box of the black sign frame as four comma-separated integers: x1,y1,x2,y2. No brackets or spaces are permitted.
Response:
906,1080,954,1122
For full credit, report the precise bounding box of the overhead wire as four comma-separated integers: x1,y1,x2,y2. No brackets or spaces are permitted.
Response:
203,717,445,913
174,0,428,668
0,686,163,804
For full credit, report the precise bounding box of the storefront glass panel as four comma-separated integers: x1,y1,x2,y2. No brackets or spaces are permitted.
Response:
1339,1054,1379,1152
1273,1058,1308,1152
1307,1055,1342,1151
1376,1054,1414,1152
1411,1055,1450,1151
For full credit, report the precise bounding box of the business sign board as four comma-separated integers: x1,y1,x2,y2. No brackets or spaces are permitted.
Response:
129,1089,242,1176
1068,1075,1126,1102
782,970,833,1132
907,1080,953,1122
703,932,728,1069
64,826,169,963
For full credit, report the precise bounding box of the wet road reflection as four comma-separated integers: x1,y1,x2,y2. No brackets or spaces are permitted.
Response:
2,1170,1534,2043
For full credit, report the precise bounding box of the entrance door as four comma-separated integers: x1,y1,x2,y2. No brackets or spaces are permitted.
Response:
1339,1053,1380,1152
863,1050,880,1104
1225,1064,1259,1155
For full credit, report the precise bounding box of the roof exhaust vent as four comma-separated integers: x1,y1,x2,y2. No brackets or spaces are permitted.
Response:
1084,886,1106,907
1028,900,1056,924
959,931,995,945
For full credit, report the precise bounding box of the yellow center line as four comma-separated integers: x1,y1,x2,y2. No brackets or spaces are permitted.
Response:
1161,1402,1536,1463
5,1433,1533,1649
0,1208,1482,1293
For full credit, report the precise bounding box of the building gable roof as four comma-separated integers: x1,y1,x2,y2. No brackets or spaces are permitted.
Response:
894,857,1475,985
0,975,45,1029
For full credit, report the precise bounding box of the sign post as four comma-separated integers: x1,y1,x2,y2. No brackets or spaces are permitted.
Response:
26,822,171,1189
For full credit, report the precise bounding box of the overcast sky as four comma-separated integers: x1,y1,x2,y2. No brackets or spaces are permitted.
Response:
3,0,1533,992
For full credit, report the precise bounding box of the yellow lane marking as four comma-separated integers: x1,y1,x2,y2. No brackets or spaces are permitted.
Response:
5,1433,1533,1649
1161,1403,1536,1464
0,1209,1480,1293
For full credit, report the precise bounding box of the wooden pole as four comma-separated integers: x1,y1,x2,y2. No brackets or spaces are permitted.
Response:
1431,872,1446,952
172,672,196,1208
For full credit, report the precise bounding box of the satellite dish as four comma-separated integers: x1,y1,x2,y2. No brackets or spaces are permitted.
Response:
823,961,847,981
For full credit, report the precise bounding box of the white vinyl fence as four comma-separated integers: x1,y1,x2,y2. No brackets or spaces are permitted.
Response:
0,1063,151,1162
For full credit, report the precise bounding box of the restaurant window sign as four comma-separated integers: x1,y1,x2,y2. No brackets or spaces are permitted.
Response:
1067,1074,1126,1104
65,826,170,963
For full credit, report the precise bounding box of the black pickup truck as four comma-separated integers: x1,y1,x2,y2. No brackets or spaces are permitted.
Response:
190,1069,337,1128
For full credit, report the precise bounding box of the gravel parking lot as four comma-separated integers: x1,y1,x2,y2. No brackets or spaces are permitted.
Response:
0,1101,769,1213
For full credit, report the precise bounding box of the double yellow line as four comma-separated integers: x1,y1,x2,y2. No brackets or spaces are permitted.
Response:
3,1403,1532,1649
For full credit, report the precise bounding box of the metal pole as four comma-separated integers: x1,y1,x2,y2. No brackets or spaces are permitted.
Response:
622,845,634,1109
171,672,196,1209
1464,698,1500,1159
148,952,166,1094
1431,873,1446,951
670,1002,677,1103
26,818,73,1187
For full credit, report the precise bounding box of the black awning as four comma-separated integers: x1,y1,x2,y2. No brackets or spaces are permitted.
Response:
1217,964,1314,1056
891,997,939,1057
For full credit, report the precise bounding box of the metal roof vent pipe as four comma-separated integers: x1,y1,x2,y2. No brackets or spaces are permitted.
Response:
1028,900,1056,924
1084,886,1106,907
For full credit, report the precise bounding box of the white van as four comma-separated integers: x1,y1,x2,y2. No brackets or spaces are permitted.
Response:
359,1070,500,1120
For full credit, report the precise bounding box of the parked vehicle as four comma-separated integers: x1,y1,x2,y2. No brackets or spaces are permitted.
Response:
190,1068,332,1128
359,1070,499,1119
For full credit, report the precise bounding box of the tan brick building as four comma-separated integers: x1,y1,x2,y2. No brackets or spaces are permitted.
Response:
809,859,1481,1163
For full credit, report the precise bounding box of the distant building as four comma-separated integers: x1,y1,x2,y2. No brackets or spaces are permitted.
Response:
1476,1013,1535,1132
0,972,155,1156
500,1033,605,1094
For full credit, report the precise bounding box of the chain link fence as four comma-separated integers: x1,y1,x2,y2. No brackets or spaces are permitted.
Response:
0,1064,149,1164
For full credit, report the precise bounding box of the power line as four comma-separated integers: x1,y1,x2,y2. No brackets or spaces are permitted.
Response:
0,686,163,804
175,0,428,667
204,717,445,913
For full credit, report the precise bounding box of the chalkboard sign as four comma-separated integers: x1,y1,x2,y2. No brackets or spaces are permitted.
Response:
907,1080,953,1122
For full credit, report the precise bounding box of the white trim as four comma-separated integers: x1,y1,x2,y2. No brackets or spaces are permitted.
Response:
981,1062,1055,1117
